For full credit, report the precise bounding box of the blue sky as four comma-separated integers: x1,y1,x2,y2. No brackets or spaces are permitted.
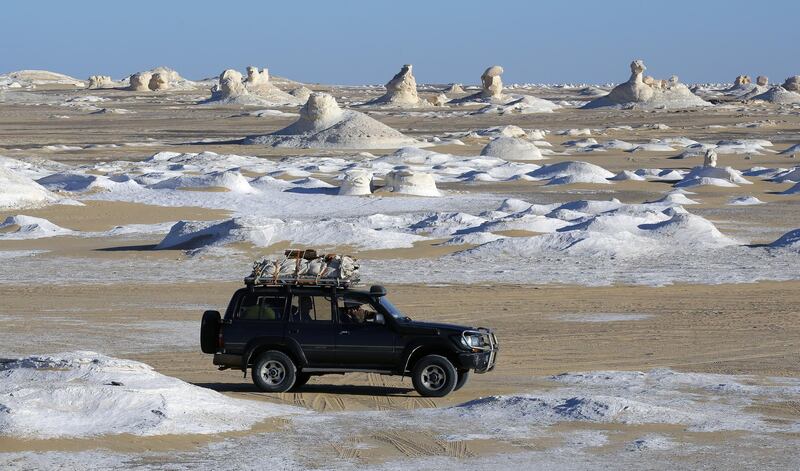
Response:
1,0,796,85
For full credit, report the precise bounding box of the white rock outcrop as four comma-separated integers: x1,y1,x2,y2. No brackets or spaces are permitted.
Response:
480,65,505,99
204,67,299,105
749,86,800,104
445,83,465,94
480,136,545,160
384,169,441,196
583,60,710,109
783,76,800,92
290,86,313,103
703,149,718,168
148,72,169,91
243,93,416,149
128,72,152,91
0,165,60,209
87,75,114,89
756,76,769,86
362,64,424,107
338,169,373,195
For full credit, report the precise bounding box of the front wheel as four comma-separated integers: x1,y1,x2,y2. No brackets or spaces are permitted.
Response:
454,370,470,391
252,351,296,392
412,355,457,397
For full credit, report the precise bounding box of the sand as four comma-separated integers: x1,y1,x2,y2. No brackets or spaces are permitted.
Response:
2,78,800,469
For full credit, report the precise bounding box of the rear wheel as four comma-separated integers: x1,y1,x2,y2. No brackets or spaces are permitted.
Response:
252,351,296,392
454,370,470,391
412,355,457,397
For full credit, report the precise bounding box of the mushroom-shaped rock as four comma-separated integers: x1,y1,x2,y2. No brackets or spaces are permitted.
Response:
87,75,113,89
384,170,440,196
128,72,152,91
243,93,416,149
703,149,718,168
480,65,505,99
583,60,709,109
756,76,769,86
480,137,544,161
338,169,373,196
783,76,800,92
216,69,248,99
148,72,169,91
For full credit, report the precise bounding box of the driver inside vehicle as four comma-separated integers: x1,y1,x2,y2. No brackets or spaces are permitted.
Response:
341,303,371,324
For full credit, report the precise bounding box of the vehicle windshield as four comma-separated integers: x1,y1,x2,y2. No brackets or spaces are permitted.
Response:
378,297,410,321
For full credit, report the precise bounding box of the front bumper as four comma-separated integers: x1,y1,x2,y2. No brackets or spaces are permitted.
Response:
458,328,498,373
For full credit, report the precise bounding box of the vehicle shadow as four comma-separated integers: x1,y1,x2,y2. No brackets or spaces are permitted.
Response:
194,382,415,396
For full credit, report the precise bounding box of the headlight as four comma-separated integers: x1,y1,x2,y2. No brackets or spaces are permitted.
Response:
461,333,482,349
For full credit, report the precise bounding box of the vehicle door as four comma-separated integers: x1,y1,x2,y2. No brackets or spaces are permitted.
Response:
286,291,337,365
222,291,287,355
334,295,398,368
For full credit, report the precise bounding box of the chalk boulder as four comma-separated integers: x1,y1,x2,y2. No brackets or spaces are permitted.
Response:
384,169,441,197
583,60,709,109
703,149,718,168
480,136,544,161
430,93,448,106
480,65,505,99
783,76,800,92
362,64,424,107
244,93,416,149
338,169,373,196
128,72,152,91
290,86,313,103
756,76,769,86
148,72,169,91
445,83,465,94
87,75,113,89
735,75,752,86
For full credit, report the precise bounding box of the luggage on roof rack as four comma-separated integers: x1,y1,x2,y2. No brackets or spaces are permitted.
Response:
245,250,360,288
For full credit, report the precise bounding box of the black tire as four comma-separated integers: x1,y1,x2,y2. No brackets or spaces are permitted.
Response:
411,355,457,397
200,310,221,354
454,370,470,392
291,372,312,391
252,351,296,393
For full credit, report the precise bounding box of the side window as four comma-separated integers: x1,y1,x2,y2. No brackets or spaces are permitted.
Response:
237,294,285,321
337,297,380,324
290,295,333,323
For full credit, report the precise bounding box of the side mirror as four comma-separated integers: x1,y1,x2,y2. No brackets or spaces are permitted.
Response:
373,313,385,325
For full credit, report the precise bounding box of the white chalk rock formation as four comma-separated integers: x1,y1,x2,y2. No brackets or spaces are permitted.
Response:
204,67,299,105
735,75,751,86
0,165,60,209
430,93,448,106
128,72,152,91
749,86,800,104
243,66,300,104
481,65,505,99
383,169,441,196
87,75,114,89
583,60,710,109
480,136,545,161
290,86,313,103
338,169,373,195
703,149,718,168
243,93,417,149
148,72,169,91
445,83,465,94
783,76,800,92
756,76,769,86
362,64,424,107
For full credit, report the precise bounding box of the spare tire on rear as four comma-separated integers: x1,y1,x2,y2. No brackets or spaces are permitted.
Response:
200,310,221,353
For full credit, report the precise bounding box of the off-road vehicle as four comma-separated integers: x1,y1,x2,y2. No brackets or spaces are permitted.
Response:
200,251,498,397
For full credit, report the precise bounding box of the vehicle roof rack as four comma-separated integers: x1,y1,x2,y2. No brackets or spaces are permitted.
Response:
244,249,361,289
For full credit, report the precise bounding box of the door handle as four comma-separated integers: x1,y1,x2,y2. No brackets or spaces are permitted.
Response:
339,330,350,335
